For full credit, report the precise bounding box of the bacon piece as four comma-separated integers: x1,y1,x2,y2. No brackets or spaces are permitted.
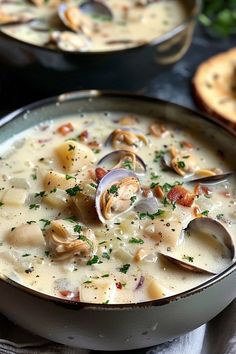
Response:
180,140,193,149
78,130,89,142
95,167,107,181
194,183,211,196
153,185,164,199
57,122,74,136
167,185,195,207
60,290,80,302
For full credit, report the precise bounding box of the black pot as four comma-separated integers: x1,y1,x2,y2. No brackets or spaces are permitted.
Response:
0,0,201,94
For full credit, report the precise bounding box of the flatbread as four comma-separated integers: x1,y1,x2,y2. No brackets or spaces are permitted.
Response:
193,48,236,129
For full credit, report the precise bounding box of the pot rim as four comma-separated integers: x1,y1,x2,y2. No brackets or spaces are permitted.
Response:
0,89,235,310
0,0,202,56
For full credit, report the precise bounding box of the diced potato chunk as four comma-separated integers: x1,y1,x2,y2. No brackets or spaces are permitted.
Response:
148,279,166,300
44,170,77,191
2,188,28,206
55,140,95,173
72,187,98,225
43,189,68,209
80,279,116,303
6,223,45,248
144,218,182,246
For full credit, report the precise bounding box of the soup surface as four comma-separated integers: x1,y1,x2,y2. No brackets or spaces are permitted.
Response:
0,110,235,304
0,0,188,52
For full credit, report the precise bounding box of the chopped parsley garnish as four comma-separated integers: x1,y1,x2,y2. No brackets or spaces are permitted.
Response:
130,196,137,205
50,188,57,193
65,185,82,196
108,184,119,195
139,209,165,220
153,150,165,162
122,159,133,170
65,174,76,180
26,220,36,224
99,241,106,245
183,255,194,263
35,191,47,198
64,216,77,222
0,202,4,207
87,255,102,265
103,300,109,304
83,280,92,284
129,237,144,244
22,253,31,257
90,183,97,189
31,174,37,180
74,224,82,233
101,274,109,278
201,210,209,216
150,172,160,180
93,149,101,154
68,144,75,151
29,204,40,210
150,182,159,189
177,161,186,169
119,264,130,274
182,155,190,159
44,251,50,257
40,219,51,228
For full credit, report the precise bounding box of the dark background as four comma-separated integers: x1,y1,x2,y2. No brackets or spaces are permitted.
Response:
0,25,235,117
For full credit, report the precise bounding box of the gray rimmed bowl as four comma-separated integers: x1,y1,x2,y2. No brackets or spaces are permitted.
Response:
0,0,201,93
0,90,235,351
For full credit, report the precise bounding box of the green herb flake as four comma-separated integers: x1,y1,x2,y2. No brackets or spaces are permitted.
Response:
74,224,82,233
40,219,51,228
150,173,160,180
201,210,209,216
153,150,165,162
108,184,119,195
177,161,185,169
87,255,102,265
139,209,165,220
129,237,144,244
68,144,75,151
83,280,92,284
31,174,37,180
34,191,47,198
65,185,82,196
122,159,133,170
26,220,36,225
119,263,130,274
90,182,97,189
22,253,31,257
183,255,194,263
130,195,137,205
65,174,76,180
0,202,4,207
29,204,40,210
150,182,159,189
44,251,50,257
101,274,109,278
64,216,77,222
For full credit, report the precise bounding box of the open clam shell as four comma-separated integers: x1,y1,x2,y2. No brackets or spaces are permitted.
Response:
105,128,148,149
95,168,140,223
134,197,163,215
97,150,146,176
159,217,235,275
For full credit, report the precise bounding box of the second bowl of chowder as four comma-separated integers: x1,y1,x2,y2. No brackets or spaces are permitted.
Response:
0,91,235,350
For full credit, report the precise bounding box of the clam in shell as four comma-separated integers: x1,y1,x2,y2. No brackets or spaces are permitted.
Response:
95,168,140,223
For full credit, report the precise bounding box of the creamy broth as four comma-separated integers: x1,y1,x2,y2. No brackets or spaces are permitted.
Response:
0,0,188,52
0,111,235,304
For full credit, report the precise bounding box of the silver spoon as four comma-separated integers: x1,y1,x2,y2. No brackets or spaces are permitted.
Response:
159,217,235,275
79,0,112,20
